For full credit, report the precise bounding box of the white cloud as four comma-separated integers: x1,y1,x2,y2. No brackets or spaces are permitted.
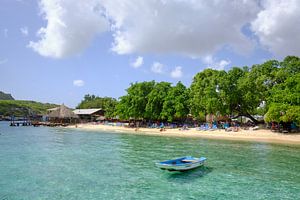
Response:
29,0,109,58
203,55,231,70
104,0,259,57
30,1,300,59
251,0,300,56
203,55,214,66
20,26,29,36
130,56,143,68
170,66,183,78
218,60,231,70
0,58,8,65
151,62,164,74
73,80,85,87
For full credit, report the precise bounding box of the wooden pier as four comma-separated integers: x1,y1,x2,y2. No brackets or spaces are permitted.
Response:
10,121,32,126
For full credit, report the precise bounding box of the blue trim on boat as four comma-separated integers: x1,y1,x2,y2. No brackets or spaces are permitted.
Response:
156,156,206,171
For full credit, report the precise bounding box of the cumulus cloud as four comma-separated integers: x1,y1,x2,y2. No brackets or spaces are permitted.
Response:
203,55,231,70
251,0,300,56
73,79,85,87
30,0,300,59
29,0,109,58
170,66,183,78
104,0,259,57
151,62,164,74
130,56,143,68
20,26,29,36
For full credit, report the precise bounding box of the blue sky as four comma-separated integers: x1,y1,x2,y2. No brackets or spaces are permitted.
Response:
1,0,299,108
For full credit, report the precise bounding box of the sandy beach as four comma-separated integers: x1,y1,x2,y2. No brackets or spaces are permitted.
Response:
68,124,300,145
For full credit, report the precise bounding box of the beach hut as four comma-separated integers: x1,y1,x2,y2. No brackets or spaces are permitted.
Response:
48,104,79,125
73,108,104,122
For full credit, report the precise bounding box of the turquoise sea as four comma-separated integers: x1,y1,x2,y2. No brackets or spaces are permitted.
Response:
0,122,299,200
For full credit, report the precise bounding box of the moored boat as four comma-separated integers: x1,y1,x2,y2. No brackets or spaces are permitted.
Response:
156,156,206,171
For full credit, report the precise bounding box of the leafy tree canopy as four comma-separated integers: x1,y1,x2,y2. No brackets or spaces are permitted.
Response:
161,82,190,122
78,56,300,124
77,94,118,118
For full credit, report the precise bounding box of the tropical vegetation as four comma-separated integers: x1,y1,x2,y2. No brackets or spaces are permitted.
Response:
77,56,300,125
76,95,118,118
0,100,58,116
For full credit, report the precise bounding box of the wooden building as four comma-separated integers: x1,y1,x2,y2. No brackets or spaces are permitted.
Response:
73,109,104,122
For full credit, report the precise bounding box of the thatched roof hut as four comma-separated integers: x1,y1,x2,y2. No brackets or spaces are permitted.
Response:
48,104,79,119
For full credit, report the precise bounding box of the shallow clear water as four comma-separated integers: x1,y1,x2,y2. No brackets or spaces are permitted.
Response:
0,122,299,200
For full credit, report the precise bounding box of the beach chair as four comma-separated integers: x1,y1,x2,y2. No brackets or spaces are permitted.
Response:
196,124,205,131
212,124,218,130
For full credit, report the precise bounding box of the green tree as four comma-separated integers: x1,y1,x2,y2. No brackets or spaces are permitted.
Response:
117,81,155,120
269,73,300,106
77,56,300,125
275,56,300,83
265,72,300,125
102,97,118,118
145,82,171,120
190,69,226,119
77,95,118,118
161,82,190,122
221,67,246,115
229,60,281,123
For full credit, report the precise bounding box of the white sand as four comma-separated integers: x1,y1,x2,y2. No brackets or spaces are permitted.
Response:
67,124,300,145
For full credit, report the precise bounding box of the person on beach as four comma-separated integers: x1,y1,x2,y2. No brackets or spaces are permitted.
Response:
135,121,140,131
232,122,240,132
224,121,230,131
180,124,189,131
160,122,165,132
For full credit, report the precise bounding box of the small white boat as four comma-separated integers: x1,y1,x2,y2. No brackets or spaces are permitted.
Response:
156,156,206,171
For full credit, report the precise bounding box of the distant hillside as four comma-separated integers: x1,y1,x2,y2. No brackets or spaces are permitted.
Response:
0,91,14,100
0,100,59,116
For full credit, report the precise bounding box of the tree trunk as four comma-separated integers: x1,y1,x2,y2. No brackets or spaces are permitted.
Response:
231,113,261,124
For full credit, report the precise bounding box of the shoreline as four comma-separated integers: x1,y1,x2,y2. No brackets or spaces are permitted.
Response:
67,124,300,145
